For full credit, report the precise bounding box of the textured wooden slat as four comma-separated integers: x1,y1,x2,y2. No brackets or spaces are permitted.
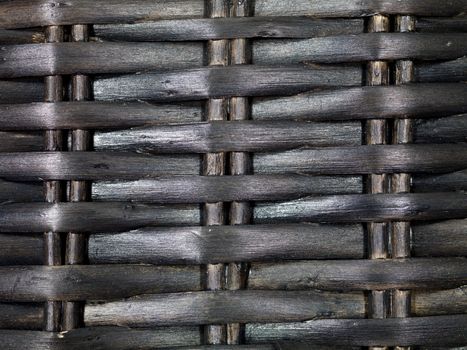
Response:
94,17,363,41
414,115,467,144
413,170,467,193
413,287,467,317
0,29,44,44
0,180,43,203
413,220,467,257
0,327,202,350
88,224,364,264
245,315,467,346
1,145,466,180
84,290,365,327
0,234,43,265
0,0,205,29
93,65,362,102
0,303,43,330
2,83,464,130
0,132,43,152
248,258,467,291
0,80,43,104
254,0,467,17
251,83,467,121
0,202,200,233
0,42,203,78
94,121,361,152
415,57,467,83
253,193,467,224
417,17,467,33
0,265,202,302
252,33,467,65
92,175,362,202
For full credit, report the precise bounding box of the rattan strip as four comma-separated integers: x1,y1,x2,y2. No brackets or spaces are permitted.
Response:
204,0,229,344
42,25,64,333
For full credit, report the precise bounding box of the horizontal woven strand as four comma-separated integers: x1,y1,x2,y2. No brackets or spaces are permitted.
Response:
0,303,43,330
0,265,202,302
413,170,467,193
0,234,43,265
416,17,467,33
413,287,467,316
415,56,467,83
414,114,467,144
0,180,43,203
248,258,467,291
253,193,467,224
93,65,361,102
0,80,43,104
92,175,362,203
88,224,364,264
94,121,361,153
0,202,200,233
254,0,467,17
1,194,466,233
0,132,42,152
94,17,363,41
252,33,467,65
84,290,365,327
1,83,465,129
413,220,467,257
1,0,465,29
0,29,43,44
0,145,466,180
0,327,202,349
246,314,467,346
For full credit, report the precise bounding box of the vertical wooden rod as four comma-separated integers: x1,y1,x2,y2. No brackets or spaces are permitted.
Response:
204,0,229,345
227,0,252,345
365,14,390,350
43,25,64,332
62,24,92,331
392,14,416,350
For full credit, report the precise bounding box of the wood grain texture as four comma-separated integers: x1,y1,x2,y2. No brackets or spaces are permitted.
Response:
84,290,365,327
413,170,467,193
0,327,202,350
0,234,43,265
94,17,363,41
0,29,44,44
0,180,43,203
88,224,364,264
0,80,43,104
0,0,205,29
92,175,362,202
413,287,467,317
93,65,362,102
252,33,467,65
0,265,202,302
245,315,467,346
254,0,467,17
414,114,467,144
93,121,361,153
0,303,43,330
417,17,467,33
0,202,200,233
415,57,467,83
248,258,467,291
0,132,43,152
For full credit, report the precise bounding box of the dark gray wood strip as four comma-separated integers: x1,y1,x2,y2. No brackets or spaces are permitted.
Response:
94,121,361,153
0,132,43,152
0,202,200,233
413,287,467,317
0,303,43,330
0,234,43,265
415,57,467,83
248,258,467,291
412,220,467,257
245,315,467,346
414,114,467,144
0,180,43,203
0,29,44,44
0,0,205,29
0,80,43,104
93,65,362,102
94,17,363,41
84,290,365,327
0,42,203,78
254,0,467,17
417,17,467,33
0,265,202,302
252,33,467,65
92,175,362,203
88,224,364,264
413,170,467,193
0,327,202,350
253,193,467,224
251,83,467,121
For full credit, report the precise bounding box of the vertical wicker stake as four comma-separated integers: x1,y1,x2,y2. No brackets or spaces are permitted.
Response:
43,25,64,332
227,0,251,345
392,14,416,350
62,24,91,331
204,0,229,345
366,14,390,350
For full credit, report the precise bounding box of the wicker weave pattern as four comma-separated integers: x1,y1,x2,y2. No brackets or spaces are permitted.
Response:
0,1,466,348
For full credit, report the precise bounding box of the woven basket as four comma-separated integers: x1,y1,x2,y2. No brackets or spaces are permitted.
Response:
0,0,466,348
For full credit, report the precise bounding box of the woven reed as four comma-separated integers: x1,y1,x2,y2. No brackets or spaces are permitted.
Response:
0,1,466,348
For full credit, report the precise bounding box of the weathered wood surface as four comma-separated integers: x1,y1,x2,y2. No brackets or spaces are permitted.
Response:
0,303,43,330
413,287,467,316
88,224,364,264
84,290,365,327
0,132,43,152
0,80,43,104
417,17,467,33
0,265,202,302
0,180,43,202
0,234,43,265
413,220,467,257
414,114,467,144
413,170,467,193
248,258,467,291
415,57,467,82
0,29,43,44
